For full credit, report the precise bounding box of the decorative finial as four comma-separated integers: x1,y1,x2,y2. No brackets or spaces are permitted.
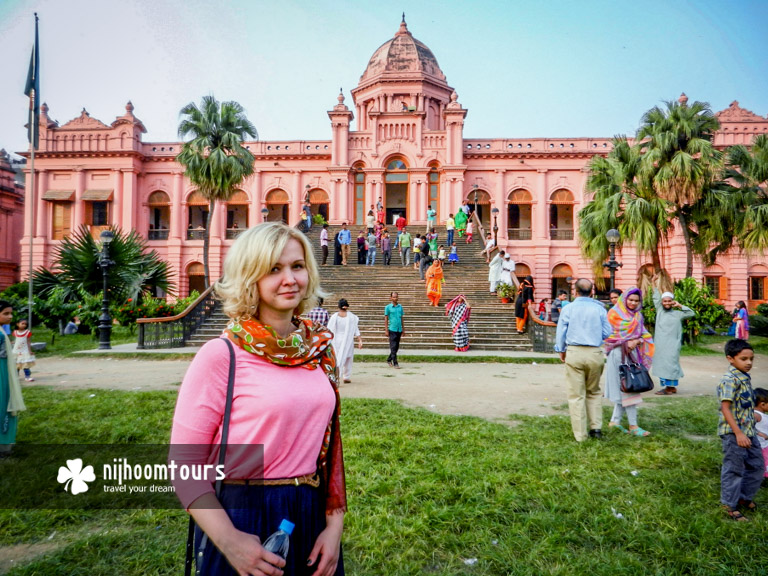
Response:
41,102,49,114
678,92,688,105
126,101,134,113
81,107,89,116
397,14,409,35
450,91,458,102
337,89,345,105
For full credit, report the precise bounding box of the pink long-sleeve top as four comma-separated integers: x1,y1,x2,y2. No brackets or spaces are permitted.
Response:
170,338,336,509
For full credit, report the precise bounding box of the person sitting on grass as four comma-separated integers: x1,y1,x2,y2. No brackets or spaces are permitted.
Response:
717,339,764,521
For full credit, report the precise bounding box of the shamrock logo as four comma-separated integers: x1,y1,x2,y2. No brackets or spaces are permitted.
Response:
57,459,96,495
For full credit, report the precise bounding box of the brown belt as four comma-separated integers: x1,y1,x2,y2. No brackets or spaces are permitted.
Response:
222,473,320,488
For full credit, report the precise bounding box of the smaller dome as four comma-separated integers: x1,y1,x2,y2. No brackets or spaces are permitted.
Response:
360,18,446,85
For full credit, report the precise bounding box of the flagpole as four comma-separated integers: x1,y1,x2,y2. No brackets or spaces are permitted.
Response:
28,91,36,329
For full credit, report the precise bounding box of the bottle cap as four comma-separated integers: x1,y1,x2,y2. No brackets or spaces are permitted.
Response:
279,519,295,535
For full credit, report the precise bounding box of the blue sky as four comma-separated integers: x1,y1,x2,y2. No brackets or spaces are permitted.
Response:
1,0,767,155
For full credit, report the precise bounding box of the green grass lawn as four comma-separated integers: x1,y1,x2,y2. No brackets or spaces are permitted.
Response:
0,388,765,575
28,326,136,358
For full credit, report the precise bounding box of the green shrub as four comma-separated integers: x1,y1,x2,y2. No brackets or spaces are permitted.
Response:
750,315,768,337
757,302,768,317
312,213,327,225
644,277,730,344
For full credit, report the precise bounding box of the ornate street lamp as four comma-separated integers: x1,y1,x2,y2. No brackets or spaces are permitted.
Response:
603,228,623,292
261,206,269,222
491,207,499,245
473,184,479,216
98,229,115,350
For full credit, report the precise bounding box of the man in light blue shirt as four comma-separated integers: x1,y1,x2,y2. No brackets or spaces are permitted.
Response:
554,279,613,442
338,223,351,266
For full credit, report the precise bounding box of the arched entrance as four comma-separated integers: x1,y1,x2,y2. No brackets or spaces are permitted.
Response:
265,189,289,223
187,191,208,240
549,189,575,240
187,262,206,296
507,189,532,240
427,164,440,223
551,263,573,298
147,191,170,240
226,190,249,239
467,189,491,228
385,157,409,224
308,188,330,222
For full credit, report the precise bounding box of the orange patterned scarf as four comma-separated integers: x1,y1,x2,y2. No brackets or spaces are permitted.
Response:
223,317,347,513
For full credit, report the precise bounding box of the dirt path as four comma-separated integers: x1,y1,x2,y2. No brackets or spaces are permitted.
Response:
26,354,768,424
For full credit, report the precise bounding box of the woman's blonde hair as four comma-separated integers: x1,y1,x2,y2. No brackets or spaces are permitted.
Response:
215,222,324,320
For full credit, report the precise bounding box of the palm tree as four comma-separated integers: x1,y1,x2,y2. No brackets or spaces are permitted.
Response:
33,225,174,302
636,97,722,277
176,95,257,288
579,138,672,278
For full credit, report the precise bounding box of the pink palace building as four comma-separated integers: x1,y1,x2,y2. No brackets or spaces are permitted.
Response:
18,19,768,306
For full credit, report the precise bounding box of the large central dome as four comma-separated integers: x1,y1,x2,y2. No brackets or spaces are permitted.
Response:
359,18,447,86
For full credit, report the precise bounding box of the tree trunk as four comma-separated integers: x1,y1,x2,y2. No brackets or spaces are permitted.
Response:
651,248,662,273
676,209,694,278
203,198,216,289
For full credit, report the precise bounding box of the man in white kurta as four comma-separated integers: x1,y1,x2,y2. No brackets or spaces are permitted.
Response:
500,253,515,287
327,299,363,383
488,251,505,293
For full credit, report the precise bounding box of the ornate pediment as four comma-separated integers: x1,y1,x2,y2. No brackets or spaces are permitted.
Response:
716,101,766,123
59,108,110,130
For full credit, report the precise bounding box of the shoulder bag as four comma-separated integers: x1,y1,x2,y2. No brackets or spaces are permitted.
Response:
185,338,237,576
618,343,654,394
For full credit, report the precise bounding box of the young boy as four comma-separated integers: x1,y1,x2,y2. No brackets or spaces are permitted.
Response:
717,339,764,521
754,387,768,480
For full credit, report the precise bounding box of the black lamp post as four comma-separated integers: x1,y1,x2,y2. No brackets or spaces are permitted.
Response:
491,207,499,245
261,206,269,222
473,184,479,217
603,228,623,292
98,229,115,350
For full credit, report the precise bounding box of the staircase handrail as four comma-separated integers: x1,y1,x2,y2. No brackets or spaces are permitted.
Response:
527,302,557,353
136,285,218,349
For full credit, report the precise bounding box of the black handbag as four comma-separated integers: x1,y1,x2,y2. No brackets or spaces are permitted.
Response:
618,344,654,394
184,338,237,576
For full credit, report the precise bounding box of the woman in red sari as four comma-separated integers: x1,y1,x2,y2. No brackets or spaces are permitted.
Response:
425,258,444,307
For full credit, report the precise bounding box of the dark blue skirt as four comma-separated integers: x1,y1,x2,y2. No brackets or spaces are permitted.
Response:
195,483,344,576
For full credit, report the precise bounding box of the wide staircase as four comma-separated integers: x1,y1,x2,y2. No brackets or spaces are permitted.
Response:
188,224,531,351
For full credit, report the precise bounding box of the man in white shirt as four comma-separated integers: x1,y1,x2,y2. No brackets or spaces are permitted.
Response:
481,233,497,263
320,224,329,265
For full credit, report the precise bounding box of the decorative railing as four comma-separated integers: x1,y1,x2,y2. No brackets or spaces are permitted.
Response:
508,228,532,240
550,228,574,240
225,228,245,240
148,229,169,240
136,286,217,349
528,303,558,354
187,229,205,240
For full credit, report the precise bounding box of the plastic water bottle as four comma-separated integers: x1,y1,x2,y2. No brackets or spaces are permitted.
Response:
262,519,295,559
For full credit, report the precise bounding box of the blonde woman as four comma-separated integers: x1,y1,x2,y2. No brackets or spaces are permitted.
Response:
171,222,346,576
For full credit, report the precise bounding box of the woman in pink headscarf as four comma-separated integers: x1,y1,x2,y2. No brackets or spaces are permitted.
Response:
604,287,655,437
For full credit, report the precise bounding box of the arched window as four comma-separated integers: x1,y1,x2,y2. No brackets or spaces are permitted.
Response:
186,191,209,240
549,189,575,240
226,190,249,238
428,164,440,222
508,189,532,240
264,189,289,223
466,188,491,228
308,188,330,222
187,262,205,297
147,191,170,240
386,158,408,171
551,263,574,299
353,165,366,226
515,263,532,278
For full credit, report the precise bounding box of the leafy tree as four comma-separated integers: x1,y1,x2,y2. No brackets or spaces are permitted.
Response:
724,133,768,254
643,277,730,344
636,98,722,277
579,137,671,276
176,95,257,288
33,226,174,304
